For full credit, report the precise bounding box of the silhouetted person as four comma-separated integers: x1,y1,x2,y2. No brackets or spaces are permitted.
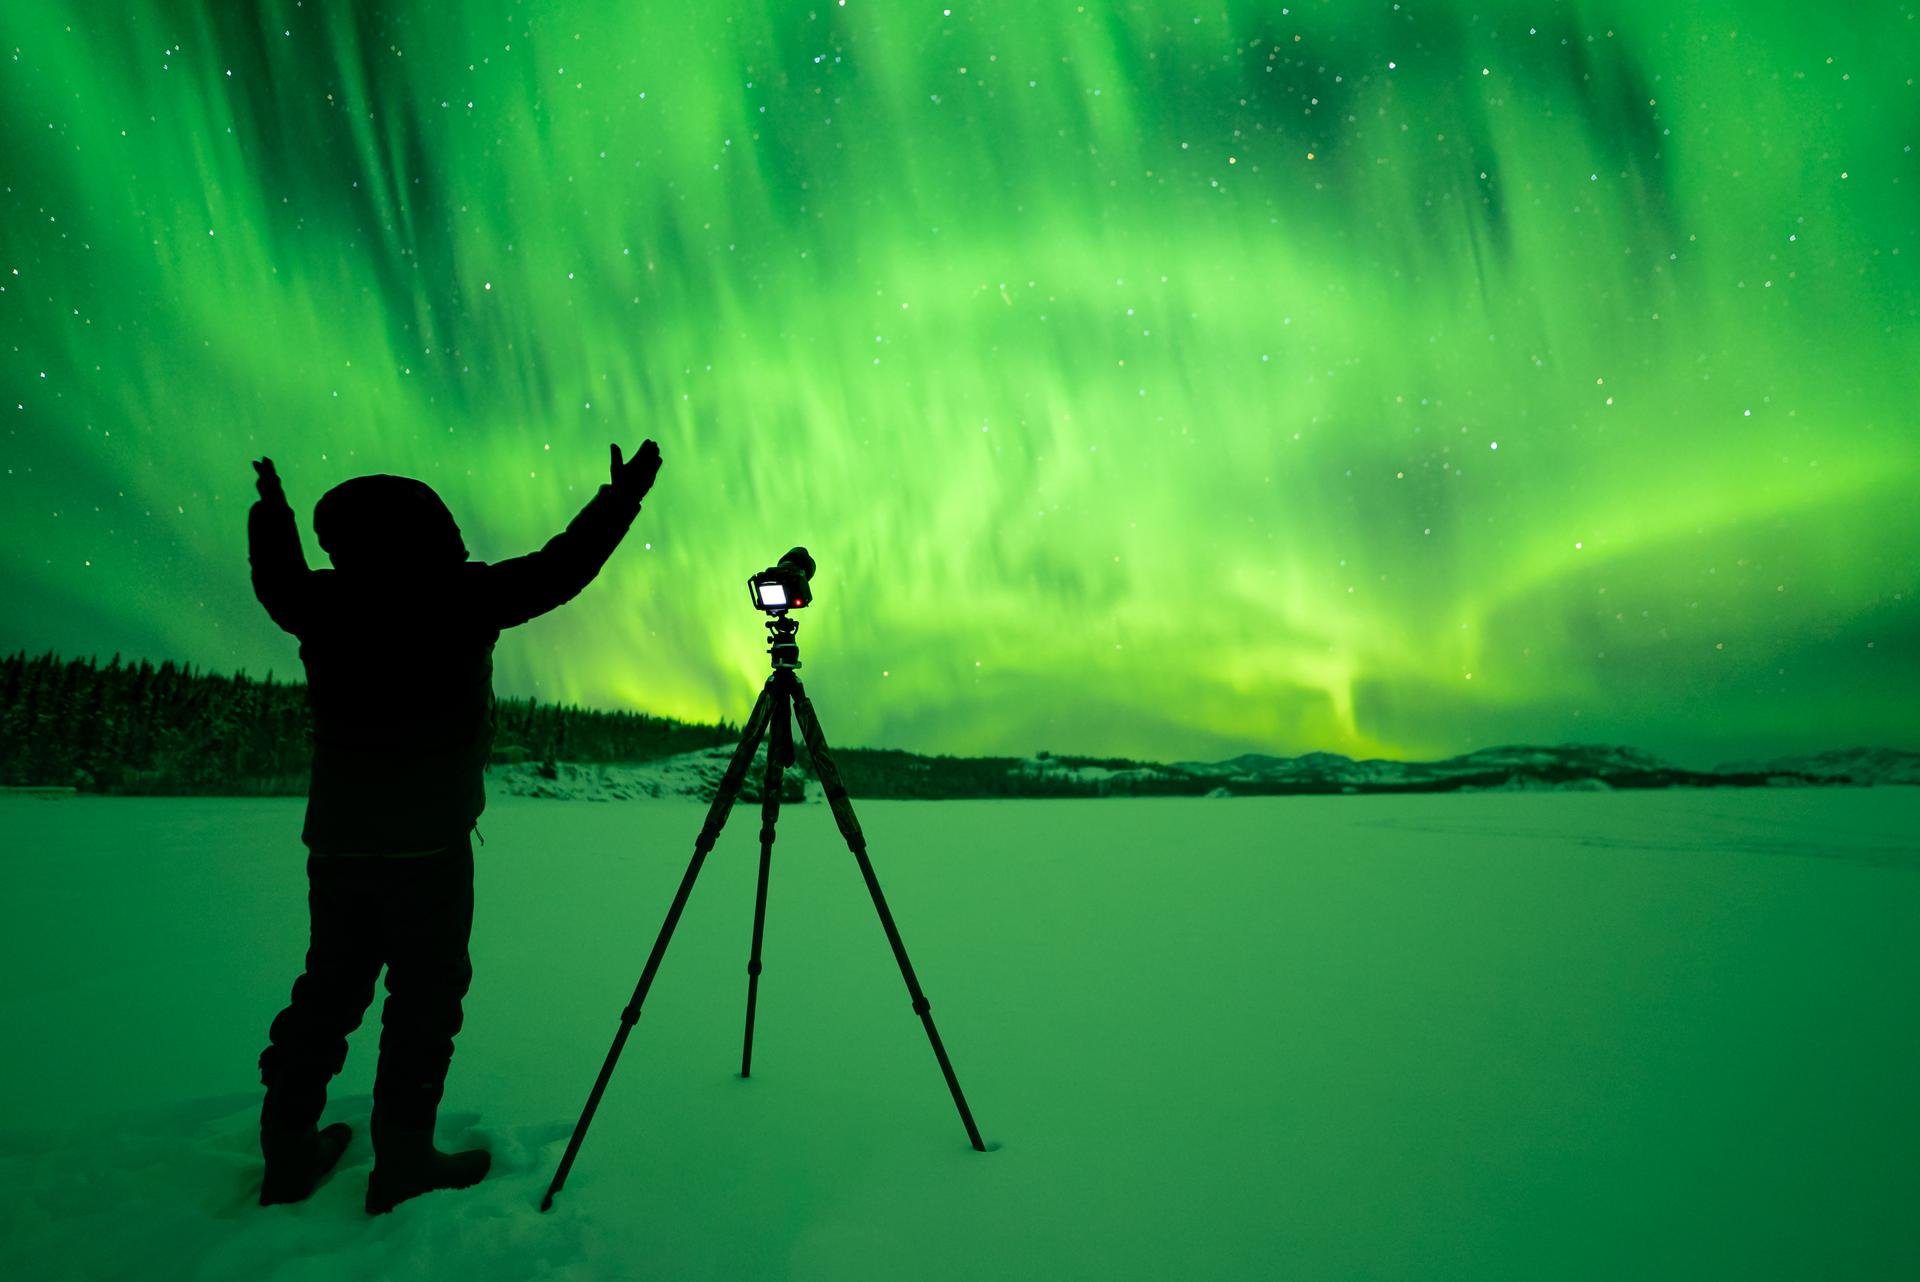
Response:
248,441,662,1212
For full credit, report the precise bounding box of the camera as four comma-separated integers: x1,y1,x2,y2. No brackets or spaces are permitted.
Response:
748,546,815,614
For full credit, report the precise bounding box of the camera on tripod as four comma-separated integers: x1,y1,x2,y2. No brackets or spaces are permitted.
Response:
541,540,986,1212
748,546,815,614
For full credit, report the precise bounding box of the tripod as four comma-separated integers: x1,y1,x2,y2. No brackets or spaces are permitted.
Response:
541,612,987,1211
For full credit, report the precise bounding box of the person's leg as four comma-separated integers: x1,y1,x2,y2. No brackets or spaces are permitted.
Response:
371,839,475,1125
366,837,489,1213
260,854,382,1131
258,854,381,1204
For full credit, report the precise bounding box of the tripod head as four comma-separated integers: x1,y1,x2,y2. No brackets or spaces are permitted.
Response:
765,614,802,671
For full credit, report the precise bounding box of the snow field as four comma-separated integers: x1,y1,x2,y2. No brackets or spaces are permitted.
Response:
1,789,1915,1280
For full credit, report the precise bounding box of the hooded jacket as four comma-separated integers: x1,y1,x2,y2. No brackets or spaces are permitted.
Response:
248,474,643,854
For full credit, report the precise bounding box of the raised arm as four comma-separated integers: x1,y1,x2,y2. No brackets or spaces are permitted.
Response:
248,457,314,637
484,440,662,631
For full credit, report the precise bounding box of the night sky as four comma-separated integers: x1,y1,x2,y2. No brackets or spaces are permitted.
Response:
2,2,1915,767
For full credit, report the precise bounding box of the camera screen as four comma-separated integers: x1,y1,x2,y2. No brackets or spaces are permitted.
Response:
757,582,788,607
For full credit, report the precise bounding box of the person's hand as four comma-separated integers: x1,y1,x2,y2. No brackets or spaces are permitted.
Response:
610,440,662,500
252,457,287,504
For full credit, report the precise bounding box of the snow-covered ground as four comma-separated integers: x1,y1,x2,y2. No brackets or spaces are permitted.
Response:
2,789,1915,1281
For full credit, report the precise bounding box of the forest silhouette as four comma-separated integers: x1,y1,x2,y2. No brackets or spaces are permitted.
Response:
0,650,1144,800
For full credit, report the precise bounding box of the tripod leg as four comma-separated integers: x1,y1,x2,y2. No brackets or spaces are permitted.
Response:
789,681,988,1153
541,683,778,1212
741,686,790,1078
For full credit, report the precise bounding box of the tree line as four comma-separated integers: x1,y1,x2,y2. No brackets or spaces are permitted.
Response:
0,649,1215,800
0,650,737,796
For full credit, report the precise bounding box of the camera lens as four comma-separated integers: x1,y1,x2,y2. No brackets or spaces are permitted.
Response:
777,547,815,582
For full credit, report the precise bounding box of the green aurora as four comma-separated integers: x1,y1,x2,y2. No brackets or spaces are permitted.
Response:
2,1,1915,766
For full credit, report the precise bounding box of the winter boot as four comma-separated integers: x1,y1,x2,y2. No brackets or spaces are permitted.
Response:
364,1109,490,1215
260,1063,353,1206
261,1122,353,1206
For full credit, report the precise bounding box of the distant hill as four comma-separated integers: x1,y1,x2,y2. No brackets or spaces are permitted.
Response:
4,650,1912,800
491,741,1920,803
1710,748,1920,787
918,741,1918,799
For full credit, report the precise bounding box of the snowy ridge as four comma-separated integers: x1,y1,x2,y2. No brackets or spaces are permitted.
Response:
1161,742,1694,793
485,741,1917,802
492,747,822,804
1710,747,1920,787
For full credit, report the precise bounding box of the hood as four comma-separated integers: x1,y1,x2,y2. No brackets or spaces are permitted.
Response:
313,474,469,571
